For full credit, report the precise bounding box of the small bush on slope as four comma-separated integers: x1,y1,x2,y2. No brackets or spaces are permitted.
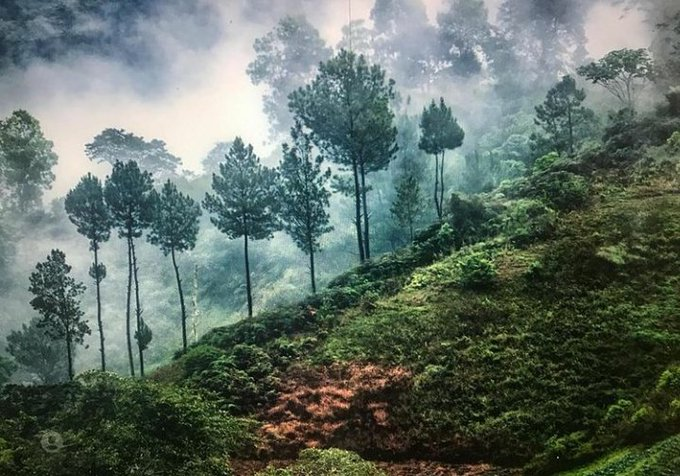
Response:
256,448,386,476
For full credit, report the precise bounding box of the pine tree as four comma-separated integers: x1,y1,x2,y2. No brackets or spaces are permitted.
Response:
6,317,68,383
64,173,112,371
390,176,424,242
278,122,333,294
28,250,89,381
533,75,594,156
104,160,154,377
289,50,397,262
419,98,465,219
148,180,201,352
203,138,280,318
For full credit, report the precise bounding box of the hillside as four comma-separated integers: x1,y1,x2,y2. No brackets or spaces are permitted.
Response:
149,129,680,474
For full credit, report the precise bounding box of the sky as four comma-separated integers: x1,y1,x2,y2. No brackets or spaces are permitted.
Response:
0,0,650,200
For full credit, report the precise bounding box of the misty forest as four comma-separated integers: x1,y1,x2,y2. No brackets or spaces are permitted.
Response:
2,0,680,474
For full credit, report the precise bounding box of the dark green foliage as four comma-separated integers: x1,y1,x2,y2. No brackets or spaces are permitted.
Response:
0,356,16,386
86,128,182,177
502,199,557,246
289,49,398,261
104,160,155,376
257,448,386,476
278,122,333,293
0,372,252,476
532,75,595,156
65,173,112,371
149,180,202,351
446,194,494,247
0,110,58,212
29,249,89,381
390,175,424,242
419,98,465,219
577,48,654,112
456,251,498,289
527,170,590,211
203,137,280,318
6,317,68,384
247,16,332,134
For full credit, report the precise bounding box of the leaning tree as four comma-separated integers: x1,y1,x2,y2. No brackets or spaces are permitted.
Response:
65,173,112,371
148,180,201,352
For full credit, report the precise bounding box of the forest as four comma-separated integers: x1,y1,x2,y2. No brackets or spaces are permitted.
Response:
1,0,680,474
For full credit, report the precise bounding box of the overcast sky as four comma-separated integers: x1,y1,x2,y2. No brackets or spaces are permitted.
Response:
0,0,650,200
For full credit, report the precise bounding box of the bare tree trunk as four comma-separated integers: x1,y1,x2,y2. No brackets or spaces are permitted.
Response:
130,238,144,377
244,231,253,319
359,160,370,260
434,153,441,219
352,158,365,262
309,247,317,294
65,328,73,381
439,151,446,218
93,244,105,371
171,248,188,352
125,236,135,377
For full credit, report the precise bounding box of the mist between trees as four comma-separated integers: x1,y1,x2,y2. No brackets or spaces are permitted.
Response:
0,0,677,381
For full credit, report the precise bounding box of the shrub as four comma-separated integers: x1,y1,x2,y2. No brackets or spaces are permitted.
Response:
666,130,680,154
457,252,498,290
256,448,386,476
503,199,557,246
533,152,560,173
528,171,590,211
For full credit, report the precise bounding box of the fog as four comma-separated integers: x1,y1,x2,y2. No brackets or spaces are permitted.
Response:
0,0,661,377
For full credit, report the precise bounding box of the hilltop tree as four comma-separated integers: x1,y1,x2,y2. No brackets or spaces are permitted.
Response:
278,122,333,294
391,175,424,242
247,15,332,135
419,97,465,219
86,128,182,178
64,173,112,371
148,180,201,352
533,75,594,156
0,110,58,212
104,160,154,377
201,141,232,175
577,48,654,112
203,138,280,318
6,317,68,383
28,249,89,381
289,50,398,262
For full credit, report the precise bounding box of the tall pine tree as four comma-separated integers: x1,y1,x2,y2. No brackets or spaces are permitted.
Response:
203,138,280,318
148,180,201,352
29,250,89,381
64,173,112,371
289,50,397,262
419,98,465,219
104,160,154,377
278,122,333,294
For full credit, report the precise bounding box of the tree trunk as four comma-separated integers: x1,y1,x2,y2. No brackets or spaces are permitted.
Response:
351,158,365,262
439,151,446,218
309,246,317,294
171,248,188,352
359,160,370,260
125,236,135,377
567,106,574,156
65,328,73,381
244,231,253,319
130,238,144,377
434,153,441,219
93,244,105,371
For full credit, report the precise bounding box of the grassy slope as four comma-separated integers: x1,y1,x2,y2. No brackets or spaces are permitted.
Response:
158,143,680,474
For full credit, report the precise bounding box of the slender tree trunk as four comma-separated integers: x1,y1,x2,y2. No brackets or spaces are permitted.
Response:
171,248,188,352
93,244,105,371
309,246,317,294
439,151,446,218
359,160,370,260
351,158,365,262
567,106,574,156
434,153,441,219
409,221,414,242
65,330,73,381
130,238,144,377
125,236,135,377
244,231,253,319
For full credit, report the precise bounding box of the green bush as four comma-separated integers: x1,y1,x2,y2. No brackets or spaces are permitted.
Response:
503,199,557,246
666,131,680,154
528,171,590,211
256,448,386,476
533,152,560,173
457,252,498,290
